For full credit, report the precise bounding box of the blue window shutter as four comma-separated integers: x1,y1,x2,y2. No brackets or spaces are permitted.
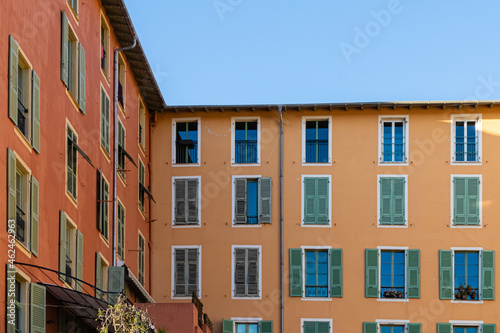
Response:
289,248,303,297
8,35,19,125
406,249,420,298
439,250,453,299
30,175,39,257
437,323,451,333
60,11,69,87
481,250,495,300
31,70,41,153
482,324,496,333
365,249,379,298
30,283,46,333
363,322,377,333
454,177,466,225
329,249,342,297
466,177,480,225
222,319,233,333
407,323,421,333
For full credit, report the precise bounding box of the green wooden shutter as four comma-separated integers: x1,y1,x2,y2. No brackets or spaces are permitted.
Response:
303,321,316,333
363,322,377,333
8,35,19,125
392,177,405,224
96,169,102,232
454,177,466,225
101,89,110,152
222,319,233,333
108,266,125,304
30,283,46,333
234,178,247,224
466,177,480,225
439,250,453,299
7,149,17,223
289,248,303,297
407,249,420,298
78,43,85,113
380,177,392,224
187,178,198,224
59,211,67,281
30,175,39,257
6,264,15,333
330,248,342,297
365,249,379,298
61,11,69,87
482,324,496,333
303,177,317,224
259,177,272,223
174,179,186,224
407,323,421,333
75,230,83,292
481,250,495,300
31,70,41,153
316,177,329,224
117,204,125,260
437,323,451,333
317,321,330,333
260,320,273,333
95,252,102,297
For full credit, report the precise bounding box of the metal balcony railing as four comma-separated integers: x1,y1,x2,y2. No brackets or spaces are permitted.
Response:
382,142,406,162
305,285,328,297
305,140,328,163
381,286,405,298
455,138,478,162
454,286,479,300
176,140,198,163
235,140,257,164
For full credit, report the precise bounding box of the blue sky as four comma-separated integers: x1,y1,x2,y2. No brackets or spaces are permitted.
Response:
123,0,500,106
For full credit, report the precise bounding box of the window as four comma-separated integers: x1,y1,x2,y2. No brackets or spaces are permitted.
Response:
138,100,146,150
378,176,407,226
96,170,109,240
138,233,145,285
173,177,200,226
301,319,332,333
173,119,199,165
451,114,481,163
379,116,408,164
118,121,125,179
100,16,110,77
138,159,145,212
117,201,125,260
302,117,331,165
232,119,259,164
8,36,41,152
222,319,273,333
452,176,481,226
101,88,110,154
232,246,261,298
7,148,39,255
365,248,420,299
172,246,200,298
61,11,86,113
437,323,496,333
289,248,342,299
233,177,272,225
363,322,421,333
95,252,109,301
302,176,330,226
118,54,126,110
59,211,84,291
66,124,93,201
439,249,494,301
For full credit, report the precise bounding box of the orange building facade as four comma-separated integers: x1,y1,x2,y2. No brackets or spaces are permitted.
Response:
1,0,164,331
152,103,499,333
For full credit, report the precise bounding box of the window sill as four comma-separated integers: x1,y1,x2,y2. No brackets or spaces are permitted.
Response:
13,127,34,154
99,233,110,248
378,161,409,166
377,298,409,302
100,145,111,163
15,240,32,259
172,162,201,167
233,224,262,228
65,89,81,114
231,162,261,167
118,101,126,118
302,162,332,167
66,1,79,24
100,68,111,86
66,190,78,209
137,205,146,220
118,173,127,187
451,300,483,304
138,142,146,157
172,224,201,228
300,297,332,301
302,223,331,228
450,225,482,229
450,161,482,166
232,296,262,300
172,295,201,300
378,224,408,228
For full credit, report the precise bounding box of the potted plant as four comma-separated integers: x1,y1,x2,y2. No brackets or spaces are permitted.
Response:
397,291,403,298
466,285,472,294
471,290,477,299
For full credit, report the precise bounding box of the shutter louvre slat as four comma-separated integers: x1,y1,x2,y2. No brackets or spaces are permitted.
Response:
30,283,46,333
187,179,198,224
437,323,452,333
59,211,67,281
75,230,83,292
32,70,41,153
78,43,85,113
482,250,495,300
407,249,420,298
259,177,272,223
7,149,17,224
289,248,303,296
61,11,69,87
9,35,19,125
174,179,186,224
363,322,377,333
365,249,379,298
235,178,247,224
30,175,39,257
408,323,422,333
439,250,453,299
330,248,342,297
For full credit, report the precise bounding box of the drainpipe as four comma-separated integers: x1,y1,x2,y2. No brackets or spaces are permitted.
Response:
112,36,137,267
278,105,284,333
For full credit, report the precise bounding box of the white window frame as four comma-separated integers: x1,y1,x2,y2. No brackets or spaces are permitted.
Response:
302,116,332,166
448,321,483,331
172,118,201,167
377,174,408,228
13,154,32,251
231,245,262,300
63,213,78,289
450,247,483,304
231,116,261,166
450,175,482,228
232,175,262,227
300,318,333,333
231,317,262,333
376,246,409,302
451,114,482,165
99,13,111,80
11,267,30,333
301,175,332,227
172,176,201,228
375,319,410,332
15,47,34,144
378,115,409,166
171,245,202,299
300,246,332,301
